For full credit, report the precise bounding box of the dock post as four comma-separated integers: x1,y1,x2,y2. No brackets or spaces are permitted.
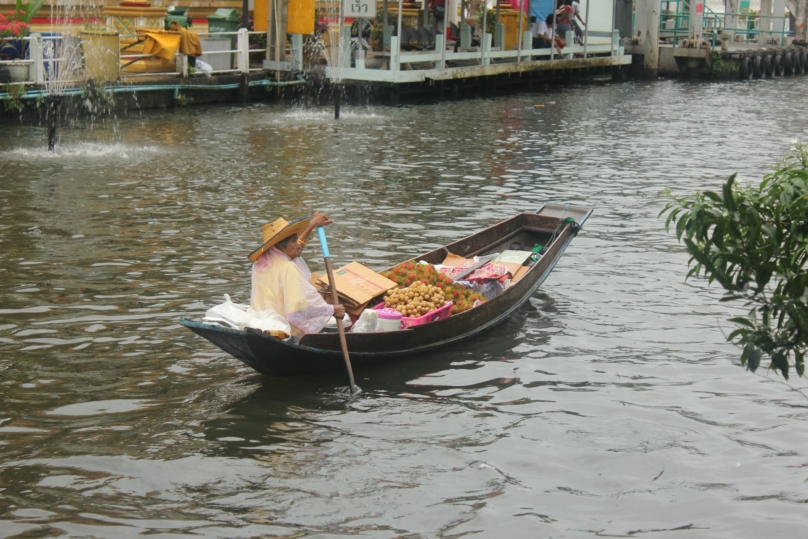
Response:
633,0,660,77
724,0,739,42
760,0,773,42
772,0,786,45
796,0,807,43
689,0,704,46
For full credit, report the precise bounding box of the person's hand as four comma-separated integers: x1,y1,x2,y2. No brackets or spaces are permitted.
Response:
333,304,346,318
310,211,334,228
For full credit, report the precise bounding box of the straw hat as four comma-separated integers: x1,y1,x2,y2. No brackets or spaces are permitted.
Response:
248,217,311,261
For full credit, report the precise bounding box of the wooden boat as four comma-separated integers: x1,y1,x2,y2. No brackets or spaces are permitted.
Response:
181,203,591,376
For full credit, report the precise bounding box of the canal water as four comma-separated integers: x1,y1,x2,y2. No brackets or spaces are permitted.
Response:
1,78,808,538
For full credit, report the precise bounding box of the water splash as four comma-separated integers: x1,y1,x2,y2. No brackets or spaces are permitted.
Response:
3,142,160,159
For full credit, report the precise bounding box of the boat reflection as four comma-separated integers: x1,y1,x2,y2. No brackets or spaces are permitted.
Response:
198,292,558,457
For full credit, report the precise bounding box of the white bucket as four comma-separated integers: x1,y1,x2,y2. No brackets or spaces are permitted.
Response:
378,317,402,332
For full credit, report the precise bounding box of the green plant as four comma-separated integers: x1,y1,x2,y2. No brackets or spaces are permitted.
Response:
3,83,25,112
710,50,739,75
15,0,46,24
661,143,808,379
475,9,496,34
175,93,193,107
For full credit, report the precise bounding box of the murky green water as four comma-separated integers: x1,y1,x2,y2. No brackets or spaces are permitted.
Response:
2,79,808,538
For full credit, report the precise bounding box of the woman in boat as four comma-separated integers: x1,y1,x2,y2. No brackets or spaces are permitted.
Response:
249,212,345,336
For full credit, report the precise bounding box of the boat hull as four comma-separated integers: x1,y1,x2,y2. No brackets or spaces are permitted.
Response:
181,204,591,376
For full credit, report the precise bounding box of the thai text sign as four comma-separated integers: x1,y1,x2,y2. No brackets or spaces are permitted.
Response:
343,0,376,18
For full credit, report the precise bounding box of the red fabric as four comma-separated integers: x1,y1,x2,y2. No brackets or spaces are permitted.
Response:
439,261,510,283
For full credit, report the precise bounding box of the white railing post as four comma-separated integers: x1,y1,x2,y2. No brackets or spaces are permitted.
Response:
391,35,399,72
482,33,491,65
237,28,249,73
564,29,574,58
583,0,590,58
290,33,303,70
522,30,531,61
612,29,619,56
179,53,188,76
30,33,45,84
436,34,445,68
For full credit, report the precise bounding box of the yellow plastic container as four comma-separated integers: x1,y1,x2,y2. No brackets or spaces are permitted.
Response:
287,0,315,34
81,29,120,83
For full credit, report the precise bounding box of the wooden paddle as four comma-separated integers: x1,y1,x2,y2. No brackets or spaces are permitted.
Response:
317,227,358,394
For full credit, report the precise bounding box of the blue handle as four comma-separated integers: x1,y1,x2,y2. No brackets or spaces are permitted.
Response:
317,227,330,259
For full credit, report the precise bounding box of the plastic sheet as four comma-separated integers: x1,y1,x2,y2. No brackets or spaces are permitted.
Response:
204,294,292,337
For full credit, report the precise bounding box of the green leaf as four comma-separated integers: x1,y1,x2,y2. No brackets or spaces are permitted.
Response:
723,174,737,212
676,213,689,240
703,191,723,203
771,351,790,380
729,317,756,328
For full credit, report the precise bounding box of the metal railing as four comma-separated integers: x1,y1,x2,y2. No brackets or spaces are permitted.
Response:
719,13,792,44
1,28,268,86
323,27,624,83
658,0,793,45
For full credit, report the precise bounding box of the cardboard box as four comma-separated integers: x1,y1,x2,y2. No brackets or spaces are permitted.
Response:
512,266,530,283
442,252,472,267
499,261,523,278
320,262,397,306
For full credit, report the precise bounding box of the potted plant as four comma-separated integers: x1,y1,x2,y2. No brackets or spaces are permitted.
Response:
370,12,384,52
475,8,496,35
0,0,46,59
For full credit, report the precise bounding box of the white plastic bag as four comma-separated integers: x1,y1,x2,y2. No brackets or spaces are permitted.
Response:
351,309,380,333
203,295,291,336
196,60,213,76
203,294,250,329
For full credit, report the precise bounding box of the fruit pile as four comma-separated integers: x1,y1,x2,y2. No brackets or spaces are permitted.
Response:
383,281,446,318
380,261,485,315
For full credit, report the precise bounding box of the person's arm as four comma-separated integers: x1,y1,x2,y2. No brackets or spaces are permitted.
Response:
298,211,334,244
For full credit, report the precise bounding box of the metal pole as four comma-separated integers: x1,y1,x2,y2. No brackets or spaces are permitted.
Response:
551,2,557,61
384,0,389,27
441,0,450,66
335,0,345,118
583,0,590,57
517,0,524,62
397,0,404,72
242,0,249,28
481,0,488,65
